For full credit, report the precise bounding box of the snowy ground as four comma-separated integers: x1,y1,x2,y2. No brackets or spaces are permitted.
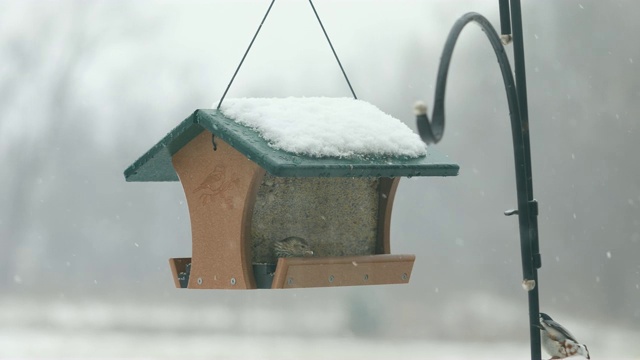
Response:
0,298,638,359
1,329,530,360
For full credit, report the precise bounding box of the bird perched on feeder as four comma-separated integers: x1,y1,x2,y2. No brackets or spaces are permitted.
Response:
273,236,314,258
539,312,590,359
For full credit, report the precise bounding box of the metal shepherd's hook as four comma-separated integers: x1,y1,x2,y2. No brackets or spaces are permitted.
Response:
415,1,542,359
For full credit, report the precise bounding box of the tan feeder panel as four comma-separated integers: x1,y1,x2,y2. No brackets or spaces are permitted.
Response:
124,109,459,289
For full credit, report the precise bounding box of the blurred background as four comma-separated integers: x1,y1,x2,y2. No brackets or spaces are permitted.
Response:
1,0,639,358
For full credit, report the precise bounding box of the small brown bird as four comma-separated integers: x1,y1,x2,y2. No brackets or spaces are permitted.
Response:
273,236,314,258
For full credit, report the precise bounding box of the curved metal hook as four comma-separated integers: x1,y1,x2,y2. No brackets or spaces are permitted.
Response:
416,12,520,145
417,12,542,360
419,9,536,281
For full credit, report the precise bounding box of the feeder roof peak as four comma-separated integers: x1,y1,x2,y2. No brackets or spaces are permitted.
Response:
124,98,458,181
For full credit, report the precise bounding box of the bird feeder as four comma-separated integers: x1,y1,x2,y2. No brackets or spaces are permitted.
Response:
124,98,458,289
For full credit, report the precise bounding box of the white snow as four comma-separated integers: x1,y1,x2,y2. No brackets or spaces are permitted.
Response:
1,297,638,359
218,97,427,158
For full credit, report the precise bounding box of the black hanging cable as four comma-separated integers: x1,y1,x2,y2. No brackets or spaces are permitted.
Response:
217,0,276,110
308,0,357,99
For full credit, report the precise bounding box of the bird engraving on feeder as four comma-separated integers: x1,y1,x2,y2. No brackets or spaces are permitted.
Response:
192,165,239,207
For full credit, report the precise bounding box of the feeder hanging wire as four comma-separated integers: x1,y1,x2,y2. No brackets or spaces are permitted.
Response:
217,0,357,110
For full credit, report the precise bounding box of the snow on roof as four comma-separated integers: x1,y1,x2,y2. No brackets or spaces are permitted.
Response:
218,97,427,158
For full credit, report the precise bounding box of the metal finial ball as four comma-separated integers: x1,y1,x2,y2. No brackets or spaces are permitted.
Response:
522,279,536,291
413,101,428,116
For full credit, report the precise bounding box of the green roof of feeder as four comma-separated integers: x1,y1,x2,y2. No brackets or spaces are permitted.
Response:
124,108,459,181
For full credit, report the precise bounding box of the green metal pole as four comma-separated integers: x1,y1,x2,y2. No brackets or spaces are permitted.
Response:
509,1,542,359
